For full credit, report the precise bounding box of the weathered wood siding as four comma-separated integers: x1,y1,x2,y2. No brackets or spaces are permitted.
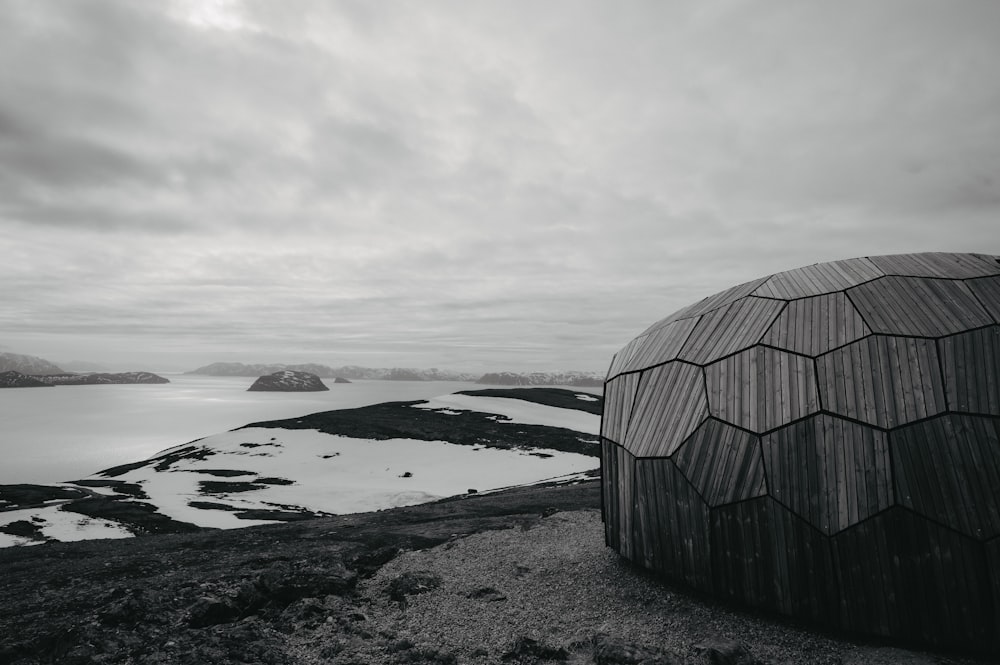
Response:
673,418,766,506
705,345,819,432
848,276,992,336
939,326,1000,415
892,415,1000,540
764,291,870,356
602,253,1000,655
624,362,706,457
761,414,893,535
677,297,785,365
753,256,883,299
816,335,946,428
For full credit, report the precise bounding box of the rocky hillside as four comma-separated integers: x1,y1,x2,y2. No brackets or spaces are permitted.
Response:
34,372,169,385
0,481,990,665
0,371,52,389
0,352,63,375
247,370,329,392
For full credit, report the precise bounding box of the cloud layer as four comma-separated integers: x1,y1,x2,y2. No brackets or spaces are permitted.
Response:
2,0,999,372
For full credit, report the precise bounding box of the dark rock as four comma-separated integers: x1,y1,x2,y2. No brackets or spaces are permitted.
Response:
400,471,413,478
256,477,295,485
351,546,401,578
198,480,266,494
0,520,45,539
188,595,242,628
278,597,327,627
99,589,155,626
247,370,329,392
255,562,357,605
172,619,287,664
501,636,569,661
333,376,351,383
387,571,442,603
693,637,763,665
593,634,684,665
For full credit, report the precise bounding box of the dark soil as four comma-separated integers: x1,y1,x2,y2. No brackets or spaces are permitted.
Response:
0,482,600,664
455,387,603,415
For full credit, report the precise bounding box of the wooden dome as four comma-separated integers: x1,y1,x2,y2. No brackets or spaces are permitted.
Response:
601,252,1000,655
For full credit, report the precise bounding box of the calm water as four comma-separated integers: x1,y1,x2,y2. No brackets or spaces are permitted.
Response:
0,375,500,484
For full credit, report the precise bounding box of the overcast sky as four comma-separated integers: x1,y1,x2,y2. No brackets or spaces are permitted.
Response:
2,0,999,373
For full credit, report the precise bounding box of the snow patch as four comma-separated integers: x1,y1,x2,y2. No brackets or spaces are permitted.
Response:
0,505,133,542
89,427,597,528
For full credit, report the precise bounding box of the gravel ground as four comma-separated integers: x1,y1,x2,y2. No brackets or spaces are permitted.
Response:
289,510,985,665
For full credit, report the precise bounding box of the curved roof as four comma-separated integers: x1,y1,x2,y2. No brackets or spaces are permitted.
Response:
600,252,1000,654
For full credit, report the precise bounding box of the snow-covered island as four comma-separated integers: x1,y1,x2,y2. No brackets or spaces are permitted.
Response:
0,387,601,546
247,370,330,392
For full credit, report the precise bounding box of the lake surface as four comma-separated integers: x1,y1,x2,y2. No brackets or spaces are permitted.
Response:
0,375,602,485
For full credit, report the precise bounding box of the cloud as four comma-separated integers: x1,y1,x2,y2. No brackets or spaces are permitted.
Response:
1,0,999,372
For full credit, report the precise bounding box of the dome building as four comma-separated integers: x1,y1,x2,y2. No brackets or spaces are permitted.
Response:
601,252,1000,655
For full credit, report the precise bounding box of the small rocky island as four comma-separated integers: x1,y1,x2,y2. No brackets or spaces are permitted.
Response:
247,370,329,392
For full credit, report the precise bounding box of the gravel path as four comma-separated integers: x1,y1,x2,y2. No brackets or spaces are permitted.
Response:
289,509,982,664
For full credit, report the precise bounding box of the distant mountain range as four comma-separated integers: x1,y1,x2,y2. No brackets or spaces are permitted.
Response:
185,362,478,381
186,362,604,387
0,370,169,388
0,352,167,386
35,372,169,386
475,371,604,387
0,352,603,388
0,351,64,375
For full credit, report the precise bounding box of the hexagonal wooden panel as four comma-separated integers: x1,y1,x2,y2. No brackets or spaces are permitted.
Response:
705,345,820,433
761,414,893,535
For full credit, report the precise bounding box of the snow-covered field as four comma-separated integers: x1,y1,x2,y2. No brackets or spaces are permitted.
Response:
89,427,595,530
0,389,601,546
